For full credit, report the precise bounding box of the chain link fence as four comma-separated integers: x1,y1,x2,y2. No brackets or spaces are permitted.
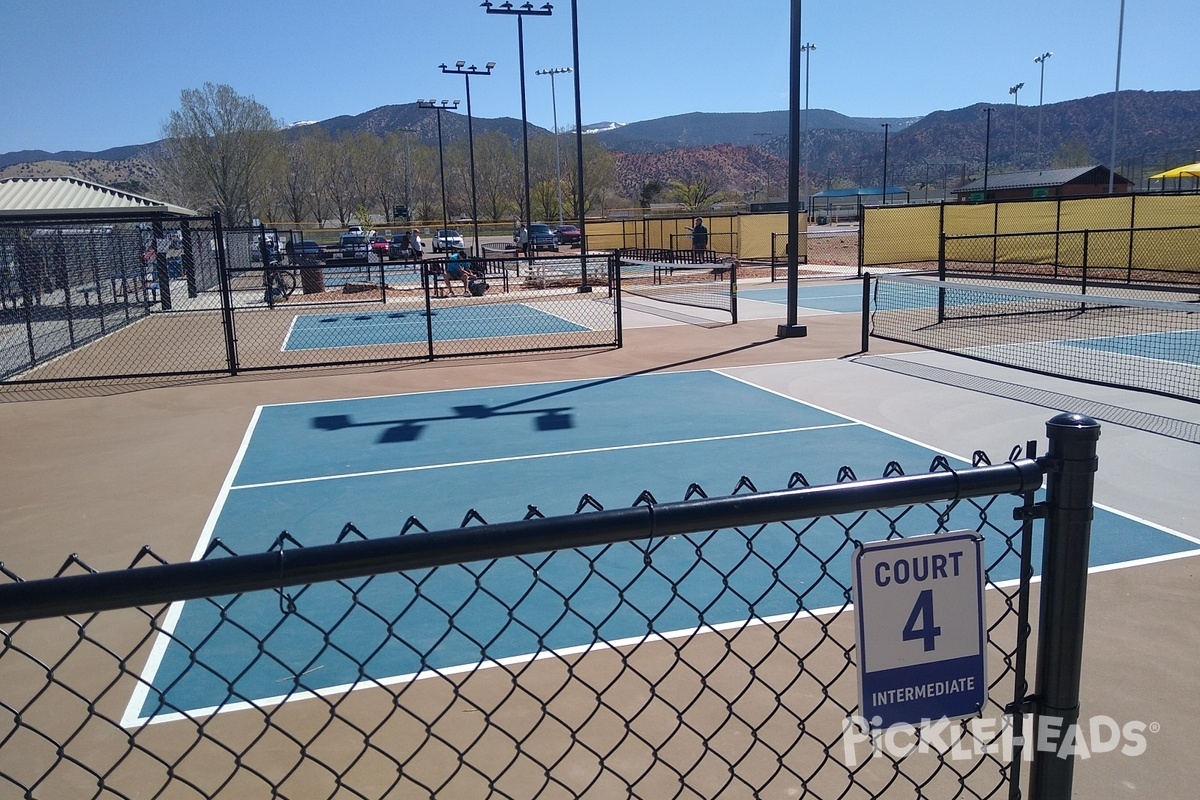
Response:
0,213,619,387
862,194,1200,282
0,426,1105,799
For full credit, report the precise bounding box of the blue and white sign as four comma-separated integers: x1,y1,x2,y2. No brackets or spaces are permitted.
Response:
854,531,987,730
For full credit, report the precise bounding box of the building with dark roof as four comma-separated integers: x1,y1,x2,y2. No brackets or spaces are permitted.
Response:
953,165,1133,202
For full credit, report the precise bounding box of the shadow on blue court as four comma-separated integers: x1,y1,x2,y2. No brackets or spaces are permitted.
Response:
283,303,589,349
131,370,1199,722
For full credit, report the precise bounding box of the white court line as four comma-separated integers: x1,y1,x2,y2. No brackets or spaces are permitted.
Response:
121,404,265,729
230,421,861,491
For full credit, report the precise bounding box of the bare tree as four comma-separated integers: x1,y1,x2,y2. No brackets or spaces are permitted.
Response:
157,83,282,226
667,176,722,213
280,135,316,224
473,131,520,223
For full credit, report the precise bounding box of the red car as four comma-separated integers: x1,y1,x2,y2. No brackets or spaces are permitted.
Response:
555,224,581,246
369,236,390,255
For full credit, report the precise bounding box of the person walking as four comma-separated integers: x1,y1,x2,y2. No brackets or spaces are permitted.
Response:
517,224,530,257
690,217,708,251
410,230,424,259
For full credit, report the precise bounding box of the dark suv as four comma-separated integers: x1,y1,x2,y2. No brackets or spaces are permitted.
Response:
339,234,368,259
528,223,558,251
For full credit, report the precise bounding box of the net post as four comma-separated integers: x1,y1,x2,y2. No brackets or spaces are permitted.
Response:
860,272,871,352
730,259,738,324
937,233,947,323
1028,412,1101,800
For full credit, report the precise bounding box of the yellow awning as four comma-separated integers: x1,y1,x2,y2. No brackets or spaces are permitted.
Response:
1149,162,1200,179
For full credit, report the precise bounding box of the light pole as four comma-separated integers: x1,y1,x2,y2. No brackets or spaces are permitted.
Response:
417,99,459,247
1034,52,1052,168
568,0,590,291
983,107,994,196
753,131,772,201
482,1,552,241
801,42,816,210
1009,82,1024,166
880,122,890,205
1109,0,1126,194
536,66,571,228
441,61,494,256
398,127,417,219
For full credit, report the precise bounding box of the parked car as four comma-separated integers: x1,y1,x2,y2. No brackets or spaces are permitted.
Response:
389,233,412,258
432,229,465,253
554,224,581,246
339,233,368,259
528,223,558,251
346,225,365,237
370,235,390,256
291,240,321,257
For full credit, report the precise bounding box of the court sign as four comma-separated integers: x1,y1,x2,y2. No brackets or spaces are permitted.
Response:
853,531,987,730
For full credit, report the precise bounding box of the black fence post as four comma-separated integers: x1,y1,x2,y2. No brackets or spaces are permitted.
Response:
213,213,238,377
937,233,947,323
1028,412,1101,800
860,271,871,353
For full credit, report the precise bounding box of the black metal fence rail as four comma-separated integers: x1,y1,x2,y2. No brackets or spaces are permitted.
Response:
0,421,1103,799
0,212,621,387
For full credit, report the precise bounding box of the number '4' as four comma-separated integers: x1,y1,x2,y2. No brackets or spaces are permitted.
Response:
903,589,941,651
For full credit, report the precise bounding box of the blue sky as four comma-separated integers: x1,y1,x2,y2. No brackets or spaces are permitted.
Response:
2,0,1197,154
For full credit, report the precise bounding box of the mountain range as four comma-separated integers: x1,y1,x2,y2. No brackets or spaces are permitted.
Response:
3,89,1198,200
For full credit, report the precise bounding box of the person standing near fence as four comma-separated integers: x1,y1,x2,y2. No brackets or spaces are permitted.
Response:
410,230,424,259
690,217,708,251
518,224,530,257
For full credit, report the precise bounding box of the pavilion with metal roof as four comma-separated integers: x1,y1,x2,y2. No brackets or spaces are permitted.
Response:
0,176,197,219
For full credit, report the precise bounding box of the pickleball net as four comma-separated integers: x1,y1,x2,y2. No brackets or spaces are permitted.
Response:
617,249,738,323
870,273,1200,401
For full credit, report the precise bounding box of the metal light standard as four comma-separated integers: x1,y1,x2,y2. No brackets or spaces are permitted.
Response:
398,127,417,219
535,66,571,228
801,42,816,209
568,0,590,292
753,131,772,202
482,1,552,240
417,99,459,247
983,107,994,196
1109,0,1126,194
880,123,890,205
1034,52,1052,168
441,61,495,256
1009,82,1024,166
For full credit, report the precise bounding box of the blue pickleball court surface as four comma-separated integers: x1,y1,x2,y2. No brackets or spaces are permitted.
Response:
741,282,864,313
125,370,1200,724
283,303,591,349
1068,328,1200,365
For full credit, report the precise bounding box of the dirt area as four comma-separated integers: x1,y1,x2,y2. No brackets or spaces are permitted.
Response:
805,230,860,266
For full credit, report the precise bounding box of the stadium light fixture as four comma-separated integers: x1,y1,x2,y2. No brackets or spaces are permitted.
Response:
483,1,553,252
1035,52,1052,168
417,99,460,243
536,67,572,227
441,61,496,256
